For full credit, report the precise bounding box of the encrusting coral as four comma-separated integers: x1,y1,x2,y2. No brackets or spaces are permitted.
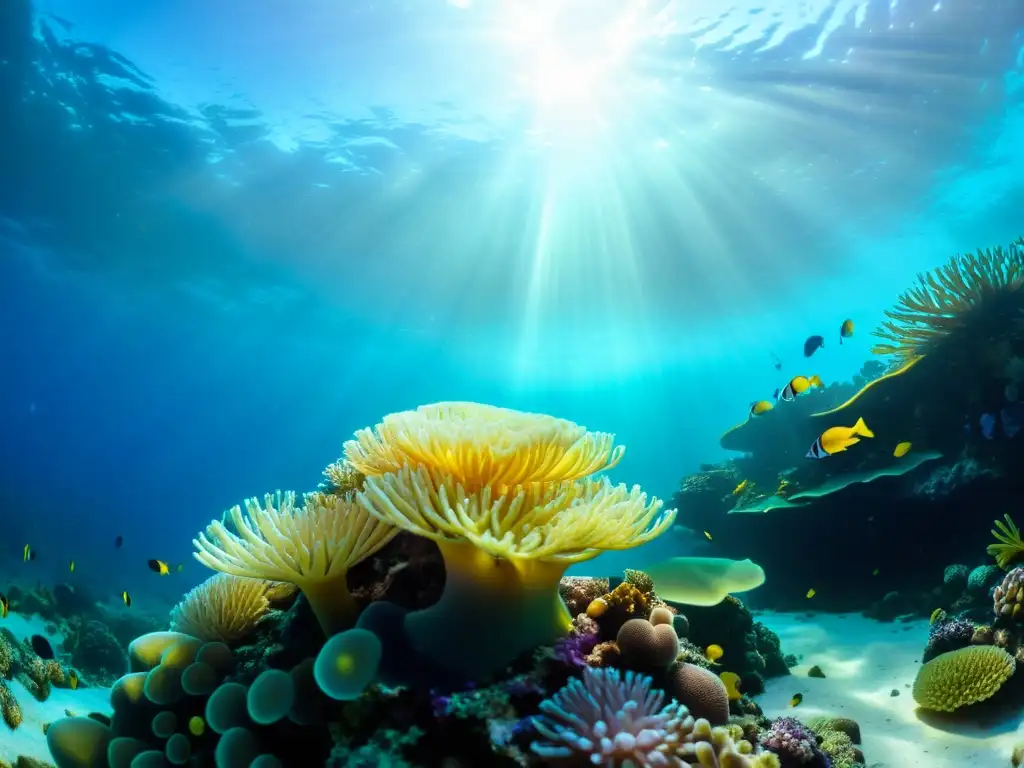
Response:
169,573,275,644
193,489,397,636
343,402,675,684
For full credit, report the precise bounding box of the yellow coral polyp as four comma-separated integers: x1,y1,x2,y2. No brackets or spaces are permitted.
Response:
169,573,273,644
344,401,625,492
193,490,396,636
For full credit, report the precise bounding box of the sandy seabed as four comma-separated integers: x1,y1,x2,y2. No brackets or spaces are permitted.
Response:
1,612,110,764
757,612,1024,767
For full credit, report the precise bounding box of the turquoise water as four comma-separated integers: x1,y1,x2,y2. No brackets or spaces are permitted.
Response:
1,2,1023,766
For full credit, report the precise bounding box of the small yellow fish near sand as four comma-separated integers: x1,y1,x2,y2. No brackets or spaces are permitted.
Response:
806,417,873,459
643,556,766,607
703,531,713,541
778,375,823,402
732,480,748,496
749,400,774,417
806,588,816,599
893,441,912,458
706,644,724,662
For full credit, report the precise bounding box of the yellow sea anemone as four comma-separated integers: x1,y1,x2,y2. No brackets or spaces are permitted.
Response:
169,574,273,644
346,402,674,681
871,237,1024,361
343,401,624,491
192,490,397,636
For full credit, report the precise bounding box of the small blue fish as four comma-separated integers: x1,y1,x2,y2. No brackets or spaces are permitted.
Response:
981,412,996,440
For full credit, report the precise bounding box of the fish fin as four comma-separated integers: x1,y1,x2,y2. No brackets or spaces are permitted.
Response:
853,417,874,438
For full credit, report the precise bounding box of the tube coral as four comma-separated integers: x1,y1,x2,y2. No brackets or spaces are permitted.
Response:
192,490,397,636
346,402,675,683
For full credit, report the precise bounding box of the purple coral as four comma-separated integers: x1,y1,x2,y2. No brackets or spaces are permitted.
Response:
553,628,600,670
761,717,830,767
923,618,974,662
530,667,684,765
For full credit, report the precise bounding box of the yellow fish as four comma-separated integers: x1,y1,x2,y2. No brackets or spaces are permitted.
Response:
0,594,7,619
68,560,75,573
121,591,132,608
806,417,873,459
806,588,816,599
703,531,713,541
706,644,724,662
189,716,205,736
68,671,79,690
893,441,912,458
839,319,854,343
732,480,748,496
749,400,774,417
147,559,170,576
789,693,803,707
778,375,823,402
929,608,944,625
23,545,35,562
719,671,742,701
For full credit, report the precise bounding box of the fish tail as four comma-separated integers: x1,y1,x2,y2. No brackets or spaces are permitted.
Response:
853,417,874,438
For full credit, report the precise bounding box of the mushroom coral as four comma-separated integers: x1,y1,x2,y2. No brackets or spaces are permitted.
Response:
192,490,397,637
345,402,675,683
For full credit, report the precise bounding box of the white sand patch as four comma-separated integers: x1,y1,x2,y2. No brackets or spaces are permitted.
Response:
755,612,1024,767
1,611,112,764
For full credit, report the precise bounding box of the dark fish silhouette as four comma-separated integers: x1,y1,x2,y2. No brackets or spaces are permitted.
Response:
114,536,123,549
30,634,55,660
803,335,824,357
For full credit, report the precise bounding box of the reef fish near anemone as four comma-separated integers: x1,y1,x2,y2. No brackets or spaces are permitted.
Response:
840,318,854,343
777,374,822,402
643,556,765,607
806,417,873,459
803,335,825,357
749,400,774,417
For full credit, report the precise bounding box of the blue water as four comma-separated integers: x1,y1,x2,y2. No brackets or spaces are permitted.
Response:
0,0,1022,605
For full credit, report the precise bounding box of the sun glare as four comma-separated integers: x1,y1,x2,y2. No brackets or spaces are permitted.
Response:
499,1,648,122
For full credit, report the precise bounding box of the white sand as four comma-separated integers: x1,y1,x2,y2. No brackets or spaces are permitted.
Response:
756,612,1024,767
1,611,112,764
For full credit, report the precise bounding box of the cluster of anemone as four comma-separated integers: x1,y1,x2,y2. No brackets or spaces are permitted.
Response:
45,629,334,767
871,236,1024,361
191,401,675,694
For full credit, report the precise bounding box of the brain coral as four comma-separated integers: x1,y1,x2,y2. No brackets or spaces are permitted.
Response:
912,645,1015,712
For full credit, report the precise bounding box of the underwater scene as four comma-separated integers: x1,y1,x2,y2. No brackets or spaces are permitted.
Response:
2,0,1024,766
